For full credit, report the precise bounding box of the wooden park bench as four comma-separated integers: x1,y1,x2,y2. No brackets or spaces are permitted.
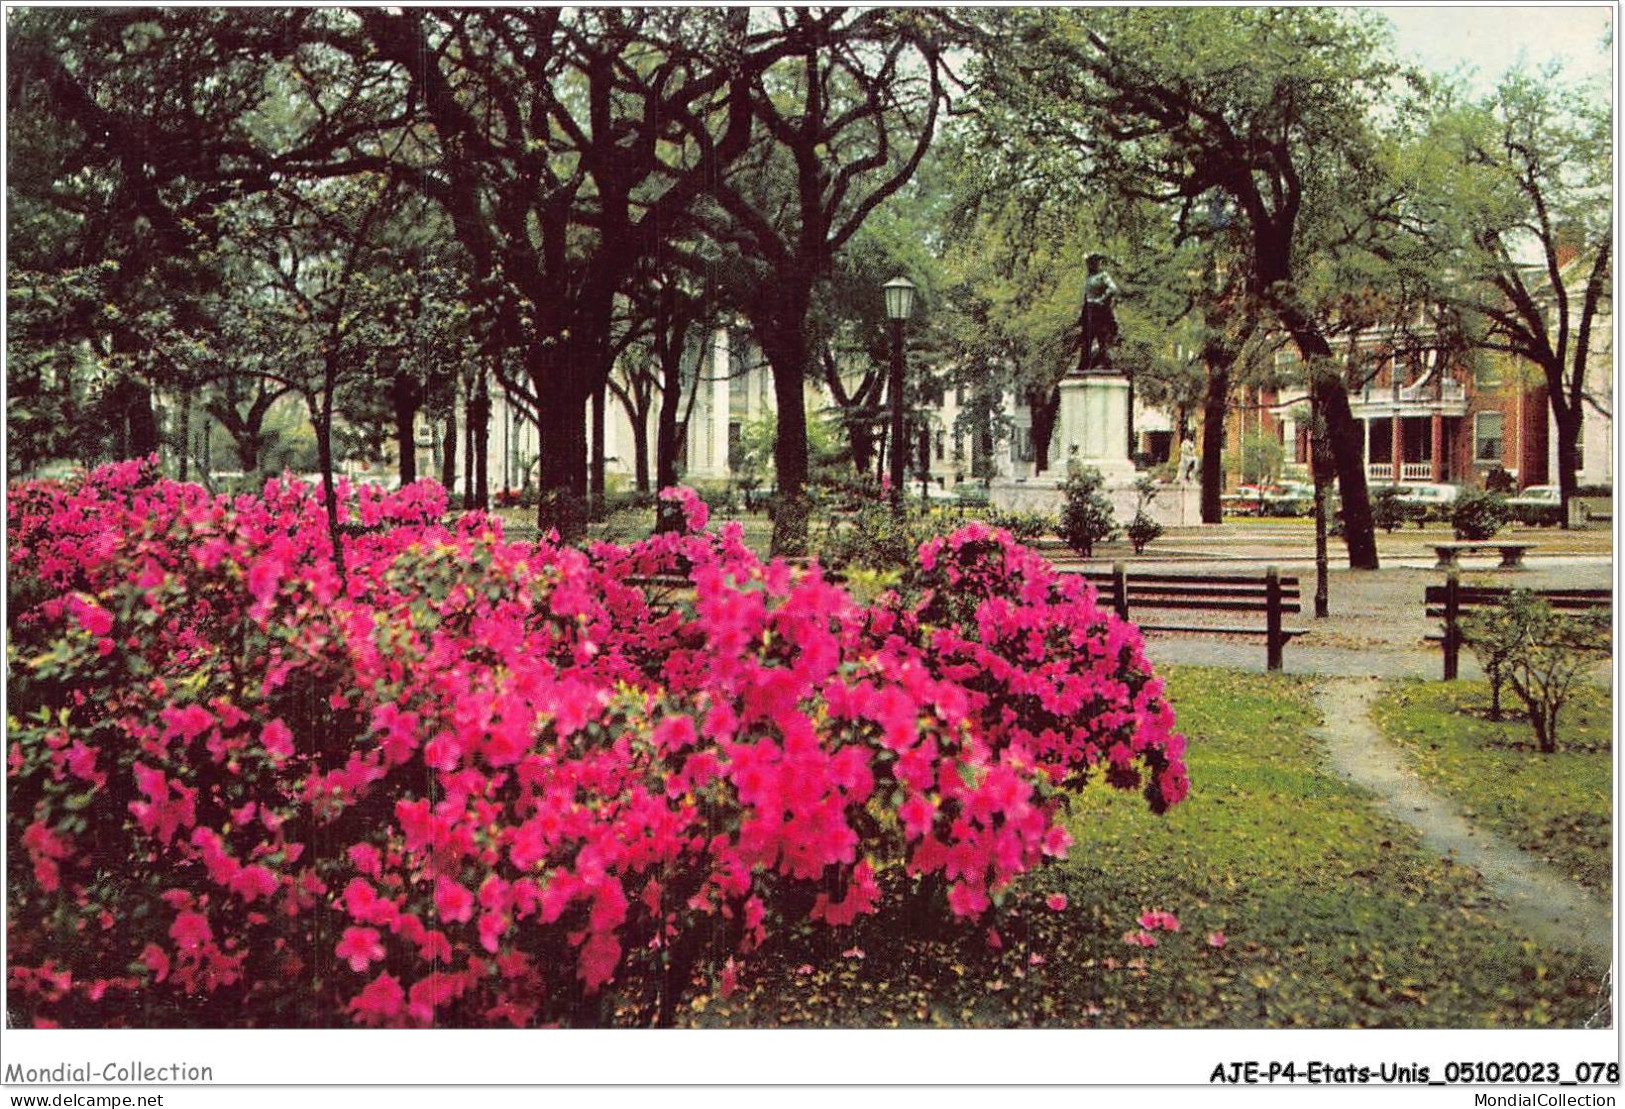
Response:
1431,540,1536,570
1425,574,1611,679
1070,564,1306,671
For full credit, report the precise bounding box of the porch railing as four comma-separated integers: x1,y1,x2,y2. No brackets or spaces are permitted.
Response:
1366,462,1441,482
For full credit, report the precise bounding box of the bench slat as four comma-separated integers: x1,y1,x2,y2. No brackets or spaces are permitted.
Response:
1139,623,1310,638
1424,585,1610,602
1120,598,1303,614
1073,571,1299,588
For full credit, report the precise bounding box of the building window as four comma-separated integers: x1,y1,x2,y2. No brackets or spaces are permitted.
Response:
1473,356,1503,388
935,430,946,461
1474,411,1504,463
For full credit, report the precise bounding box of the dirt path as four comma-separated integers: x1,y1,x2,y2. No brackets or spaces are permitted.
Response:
1313,677,1613,966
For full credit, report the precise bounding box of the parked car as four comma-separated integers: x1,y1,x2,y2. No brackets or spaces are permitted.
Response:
1392,482,1458,518
1260,481,1315,517
1506,484,1563,526
1220,484,1267,516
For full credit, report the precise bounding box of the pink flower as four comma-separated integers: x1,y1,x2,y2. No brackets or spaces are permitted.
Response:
434,879,474,924
74,599,113,637
898,793,936,840
1207,931,1227,949
1138,910,1180,932
336,927,386,973
1046,893,1068,912
229,865,279,903
246,554,282,604
719,957,741,999
1122,929,1157,948
170,911,212,951
139,943,170,983
349,972,404,1025
260,719,294,759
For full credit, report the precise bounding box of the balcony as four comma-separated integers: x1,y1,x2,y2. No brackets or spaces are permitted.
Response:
1352,379,1468,417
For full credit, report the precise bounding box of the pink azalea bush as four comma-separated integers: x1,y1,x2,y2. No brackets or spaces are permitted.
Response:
8,460,1187,1027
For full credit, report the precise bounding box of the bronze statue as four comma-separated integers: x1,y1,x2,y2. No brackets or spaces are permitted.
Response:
1079,253,1119,372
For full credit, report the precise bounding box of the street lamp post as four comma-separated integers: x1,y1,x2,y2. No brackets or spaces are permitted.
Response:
883,275,916,511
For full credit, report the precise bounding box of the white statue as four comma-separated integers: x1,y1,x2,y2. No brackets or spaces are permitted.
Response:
1178,439,1198,484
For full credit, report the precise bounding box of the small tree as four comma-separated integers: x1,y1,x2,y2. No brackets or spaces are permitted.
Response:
1126,476,1163,554
1459,600,1522,720
1451,489,1510,540
1372,486,1407,533
1060,466,1118,557
1462,593,1609,752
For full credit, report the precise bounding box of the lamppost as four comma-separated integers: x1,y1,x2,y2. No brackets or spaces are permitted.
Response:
883,275,916,510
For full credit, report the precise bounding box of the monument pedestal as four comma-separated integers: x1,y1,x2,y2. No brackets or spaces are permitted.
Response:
1056,371,1137,485
989,369,1201,529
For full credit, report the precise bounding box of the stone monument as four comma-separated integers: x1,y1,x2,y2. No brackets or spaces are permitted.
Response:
990,253,1199,528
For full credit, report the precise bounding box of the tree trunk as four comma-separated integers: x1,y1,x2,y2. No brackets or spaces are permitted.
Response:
1027,384,1061,476
1276,301,1379,570
1553,402,1583,530
850,421,877,480
534,384,590,540
613,386,654,494
760,322,812,557
1200,365,1230,524
393,370,419,486
311,378,345,581
1314,374,1379,569
590,380,606,515
440,406,457,492
1310,393,1332,618
174,386,192,482
631,410,651,493
463,386,476,510
470,372,490,511
655,352,685,533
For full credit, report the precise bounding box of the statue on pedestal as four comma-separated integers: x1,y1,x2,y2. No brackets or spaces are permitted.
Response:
1178,438,1198,484
1079,253,1119,372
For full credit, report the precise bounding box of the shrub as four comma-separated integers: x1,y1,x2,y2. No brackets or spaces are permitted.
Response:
7,463,1187,1027
1372,486,1410,533
1460,593,1610,752
984,507,1055,544
1483,466,1516,494
1059,466,1117,557
816,498,952,574
1126,478,1163,555
1127,514,1162,554
1451,489,1510,540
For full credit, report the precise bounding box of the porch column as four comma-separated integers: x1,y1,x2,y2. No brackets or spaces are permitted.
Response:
1390,415,1404,480
1363,418,1372,476
1431,413,1445,482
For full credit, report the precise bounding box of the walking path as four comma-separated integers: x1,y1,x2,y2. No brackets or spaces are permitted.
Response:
1312,678,1613,966
1075,533,1616,970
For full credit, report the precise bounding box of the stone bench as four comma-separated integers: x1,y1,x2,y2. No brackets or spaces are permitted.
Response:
1431,540,1536,570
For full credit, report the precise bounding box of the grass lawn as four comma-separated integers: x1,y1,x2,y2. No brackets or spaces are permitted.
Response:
684,666,1608,1028
1372,679,1613,898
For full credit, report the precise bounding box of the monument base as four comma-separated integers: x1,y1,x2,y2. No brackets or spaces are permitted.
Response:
987,366,1203,531
989,473,1201,529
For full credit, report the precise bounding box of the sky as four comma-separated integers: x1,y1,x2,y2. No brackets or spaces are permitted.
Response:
1373,4,1613,95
